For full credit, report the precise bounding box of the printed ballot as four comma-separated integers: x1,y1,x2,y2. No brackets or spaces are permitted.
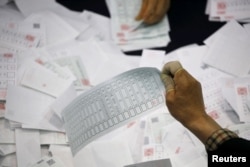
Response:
62,67,166,158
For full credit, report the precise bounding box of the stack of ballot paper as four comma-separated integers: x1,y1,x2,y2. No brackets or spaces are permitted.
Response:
105,0,171,52
206,0,250,22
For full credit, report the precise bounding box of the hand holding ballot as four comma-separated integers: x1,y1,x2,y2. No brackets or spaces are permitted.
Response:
161,61,221,143
136,0,171,24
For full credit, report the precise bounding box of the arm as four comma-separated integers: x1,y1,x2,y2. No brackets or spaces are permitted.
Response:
135,0,171,25
161,61,222,144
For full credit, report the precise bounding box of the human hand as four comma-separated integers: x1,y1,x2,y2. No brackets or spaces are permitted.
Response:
161,61,221,143
135,0,171,25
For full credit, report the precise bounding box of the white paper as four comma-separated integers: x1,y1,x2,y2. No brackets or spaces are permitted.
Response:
5,85,55,125
30,156,66,167
0,118,15,143
20,62,73,97
139,49,165,71
74,141,134,167
40,131,68,145
0,144,16,156
49,145,74,167
15,128,41,167
25,11,79,46
203,34,250,76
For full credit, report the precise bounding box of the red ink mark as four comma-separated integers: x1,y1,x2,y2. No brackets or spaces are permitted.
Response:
0,92,7,99
127,121,136,128
35,59,44,65
116,32,125,38
0,102,5,110
25,35,35,42
81,79,90,86
175,147,181,154
237,87,248,95
144,148,154,157
208,111,219,119
120,24,130,31
217,2,226,10
3,53,13,58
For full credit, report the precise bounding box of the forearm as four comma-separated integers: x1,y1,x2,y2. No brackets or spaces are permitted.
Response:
183,114,222,144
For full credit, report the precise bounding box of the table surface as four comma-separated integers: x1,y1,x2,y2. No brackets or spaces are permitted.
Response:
56,0,226,55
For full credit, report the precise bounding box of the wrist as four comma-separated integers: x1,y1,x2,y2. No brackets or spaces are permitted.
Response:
184,114,222,144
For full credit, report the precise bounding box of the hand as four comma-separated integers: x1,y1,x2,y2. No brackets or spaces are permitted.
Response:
135,0,171,25
161,61,221,143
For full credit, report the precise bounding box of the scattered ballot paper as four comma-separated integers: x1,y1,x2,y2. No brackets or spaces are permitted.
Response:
206,0,250,22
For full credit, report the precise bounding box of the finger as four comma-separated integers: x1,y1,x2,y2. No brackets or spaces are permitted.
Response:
135,0,149,21
142,0,158,21
161,61,183,77
143,0,170,24
160,73,175,92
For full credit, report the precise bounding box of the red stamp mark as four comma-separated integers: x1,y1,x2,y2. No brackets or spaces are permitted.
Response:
127,121,136,128
81,79,90,86
175,146,181,154
144,148,154,157
35,59,44,65
0,102,5,110
237,87,248,95
217,2,226,14
217,2,226,10
120,24,130,31
3,53,13,58
25,35,35,42
116,32,125,38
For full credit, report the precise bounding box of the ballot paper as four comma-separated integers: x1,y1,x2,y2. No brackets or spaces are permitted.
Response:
55,56,90,90
0,52,17,100
20,61,74,98
78,10,112,41
206,0,250,22
106,0,170,51
15,128,41,167
0,153,17,167
0,118,15,144
203,21,250,76
234,78,250,122
49,145,74,167
62,67,165,156
25,11,79,46
0,23,40,49
0,144,16,156
5,85,55,126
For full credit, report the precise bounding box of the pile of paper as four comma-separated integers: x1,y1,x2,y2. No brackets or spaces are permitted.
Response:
106,0,171,52
206,0,250,22
0,0,142,167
